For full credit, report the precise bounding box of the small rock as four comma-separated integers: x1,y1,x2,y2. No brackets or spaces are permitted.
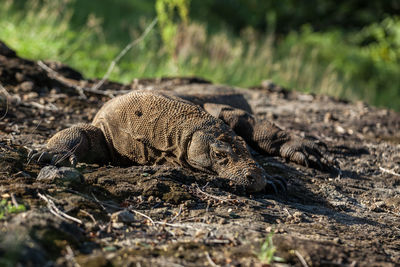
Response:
218,218,227,224
102,246,117,252
195,229,207,238
335,125,346,134
19,81,34,92
333,237,341,244
15,72,26,82
261,80,277,90
385,196,400,208
292,211,303,223
293,211,303,218
37,166,84,186
297,93,314,102
110,210,136,224
22,92,39,101
324,112,337,123
112,222,125,229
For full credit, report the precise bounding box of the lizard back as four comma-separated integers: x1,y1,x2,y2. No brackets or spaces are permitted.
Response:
92,90,228,166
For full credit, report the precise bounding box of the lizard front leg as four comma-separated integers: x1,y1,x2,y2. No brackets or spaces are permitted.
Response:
203,103,332,170
251,122,330,169
30,123,111,167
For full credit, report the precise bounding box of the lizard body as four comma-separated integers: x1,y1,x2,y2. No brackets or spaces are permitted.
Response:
34,89,329,193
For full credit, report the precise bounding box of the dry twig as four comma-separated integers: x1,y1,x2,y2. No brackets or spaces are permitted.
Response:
91,17,158,91
170,204,183,223
65,245,81,267
25,100,58,111
205,251,220,267
380,167,400,177
37,60,87,99
90,192,108,211
128,206,155,226
294,250,309,267
154,221,195,229
38,60,118,99
10,193,19,208
90,192,155,225
80,210,97,224
67,190,202,229
0,83,10,120
38,192,82,224
196,184,235,203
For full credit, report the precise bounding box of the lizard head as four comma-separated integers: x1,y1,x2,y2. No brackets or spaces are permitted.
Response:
187,131,267,193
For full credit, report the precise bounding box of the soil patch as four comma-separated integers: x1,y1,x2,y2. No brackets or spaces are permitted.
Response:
0,40,399,266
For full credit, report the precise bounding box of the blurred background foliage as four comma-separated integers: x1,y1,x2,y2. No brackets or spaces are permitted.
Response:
1,0,399,110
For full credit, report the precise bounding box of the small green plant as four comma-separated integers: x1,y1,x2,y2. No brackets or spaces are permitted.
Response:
155,0,190,57
257,231,285,264
0,198,26,219
2,0,400,111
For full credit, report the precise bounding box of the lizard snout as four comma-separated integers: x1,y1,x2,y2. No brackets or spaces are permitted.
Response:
243,170,267,193
244,172,257,183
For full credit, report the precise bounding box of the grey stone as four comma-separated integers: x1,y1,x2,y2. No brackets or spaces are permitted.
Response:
37,166,83,185
110,209,136,224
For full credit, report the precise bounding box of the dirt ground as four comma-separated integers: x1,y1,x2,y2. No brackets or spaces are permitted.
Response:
0,40,399,267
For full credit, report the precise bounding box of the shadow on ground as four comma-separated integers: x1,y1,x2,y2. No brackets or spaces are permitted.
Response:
1,40,400,266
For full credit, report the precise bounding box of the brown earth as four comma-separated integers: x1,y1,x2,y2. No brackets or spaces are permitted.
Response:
0,40,400,266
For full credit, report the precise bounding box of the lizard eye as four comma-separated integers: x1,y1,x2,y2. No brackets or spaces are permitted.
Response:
210,141,232,160
211,150,229,166
212,150,226,159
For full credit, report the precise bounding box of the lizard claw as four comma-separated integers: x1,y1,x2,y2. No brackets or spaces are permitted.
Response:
280,137,336,171
264,175,287,194
28,149,77,167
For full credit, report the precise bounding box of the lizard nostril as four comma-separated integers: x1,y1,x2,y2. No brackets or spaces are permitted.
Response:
245,173,256,183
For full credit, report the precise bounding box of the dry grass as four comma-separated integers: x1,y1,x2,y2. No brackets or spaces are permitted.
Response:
174,23,347,98
0,1,350,103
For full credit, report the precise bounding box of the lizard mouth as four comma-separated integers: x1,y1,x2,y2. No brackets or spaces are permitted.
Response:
243,173,267,193
217,165,268,193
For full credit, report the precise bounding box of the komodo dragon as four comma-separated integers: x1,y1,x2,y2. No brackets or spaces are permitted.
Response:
31,89,330,193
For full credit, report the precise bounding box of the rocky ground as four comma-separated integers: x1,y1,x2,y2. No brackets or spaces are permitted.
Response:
0,40,399,266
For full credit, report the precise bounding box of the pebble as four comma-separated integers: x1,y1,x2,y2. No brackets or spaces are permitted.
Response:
261,79,277,90
14,72,26,82
335,125,346,134
325,112,339,123
19,81,34,92
110,210,136,224
195,229,207,238
333,237,341,244
218,218,227,224
297,94,314,102
37,166,84,186
22,92,39,101
112,222,125,229
103,246,117,252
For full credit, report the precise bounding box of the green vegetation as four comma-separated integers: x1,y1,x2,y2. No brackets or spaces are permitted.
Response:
257,231,284,264
0,198,26,219
156,0,190,56
1,0,399,110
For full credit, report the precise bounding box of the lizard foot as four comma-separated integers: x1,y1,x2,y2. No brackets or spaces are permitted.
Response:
28,149,77,167
280,137,336,171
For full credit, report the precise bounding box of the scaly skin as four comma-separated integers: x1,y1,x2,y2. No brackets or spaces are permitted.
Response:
32,89,332,193
201,103,329,169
